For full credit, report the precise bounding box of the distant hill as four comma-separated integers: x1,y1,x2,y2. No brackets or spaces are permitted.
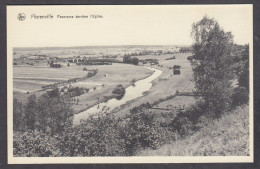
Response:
13,45,191,51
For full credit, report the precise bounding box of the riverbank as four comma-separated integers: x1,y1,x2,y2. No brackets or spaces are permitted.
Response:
73,66,161,125
113,53,195,118
73,67,154,114
73,53,194,124
71,64,154,114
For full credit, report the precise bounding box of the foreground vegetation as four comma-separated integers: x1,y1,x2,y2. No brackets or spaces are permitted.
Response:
138,105,249,156
14,102,176,156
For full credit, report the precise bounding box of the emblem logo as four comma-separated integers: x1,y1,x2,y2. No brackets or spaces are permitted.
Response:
17,13,26,21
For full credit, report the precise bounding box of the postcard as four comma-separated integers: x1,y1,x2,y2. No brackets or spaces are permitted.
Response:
7,5,253,164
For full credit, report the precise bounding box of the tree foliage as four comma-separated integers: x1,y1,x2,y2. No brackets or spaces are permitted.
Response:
191,16,235,117
14,92,73,135
13,98,25,131
123,55,139,65
238,45,249,92
112,84,126,100
24,94,37,130
13,130,61,157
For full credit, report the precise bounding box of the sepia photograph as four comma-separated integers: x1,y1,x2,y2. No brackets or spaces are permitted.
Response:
7,5,253,163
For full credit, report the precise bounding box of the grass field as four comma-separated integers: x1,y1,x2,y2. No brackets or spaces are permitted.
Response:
137,105,250,156
13,63,154,113
114,53,195,117
13,65,90,92
71,63,153,113
13,52,195,115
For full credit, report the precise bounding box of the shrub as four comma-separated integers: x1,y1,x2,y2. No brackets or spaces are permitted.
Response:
87,69,98,78
173,65,181,69
13,130,61,157
66,87,85,97
112,84,125,99
132,57,139,65
123,103,174,155
123,56,139,65
50,62,62,68
58,113,126,156
171,114,194,137
170,102,205,137
48,88,60,98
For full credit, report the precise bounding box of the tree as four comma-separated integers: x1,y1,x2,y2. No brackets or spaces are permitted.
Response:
238,45,249,92
132,57,139,65
36,94,50,132
123,55,139,65
13,98,25,131
49,96,73,135
25,94,37,130
36,93,73,135
112,84,125,100
48,88,60,98
123,55,131,63
191,16,235,117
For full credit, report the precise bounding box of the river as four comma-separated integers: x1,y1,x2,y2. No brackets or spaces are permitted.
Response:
73,66,162,125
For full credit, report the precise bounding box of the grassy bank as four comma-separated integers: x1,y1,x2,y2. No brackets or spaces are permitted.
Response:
137,105,249,156
114,53,195,117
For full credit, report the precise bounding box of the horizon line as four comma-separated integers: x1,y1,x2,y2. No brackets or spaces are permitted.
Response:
13,44,192,49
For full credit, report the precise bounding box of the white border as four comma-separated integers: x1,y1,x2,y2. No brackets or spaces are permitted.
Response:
7,5,254,164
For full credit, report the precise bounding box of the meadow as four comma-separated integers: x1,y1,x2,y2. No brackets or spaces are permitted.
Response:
69,63,154,113
113,53,196,117
13,65,90,92
13,62,154,113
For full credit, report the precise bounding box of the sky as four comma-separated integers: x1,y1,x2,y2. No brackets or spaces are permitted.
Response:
7,5,252,47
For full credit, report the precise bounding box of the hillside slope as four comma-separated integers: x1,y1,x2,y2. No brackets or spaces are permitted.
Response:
138,105,250,156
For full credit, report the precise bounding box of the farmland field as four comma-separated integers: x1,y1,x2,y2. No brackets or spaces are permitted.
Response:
13,62,154,112
13,51,195,115
13,65,90,92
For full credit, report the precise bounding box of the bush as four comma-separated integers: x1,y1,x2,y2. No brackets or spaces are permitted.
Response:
48,88,60,98
13,130,61,157
171,113,194,137
14,101,177,157
123,56,139,65
132,57,139,65
173,65,181,69
170,103,205,137
187,55,194,61
66,87,85,97
123,103,174,155
50,62,62,68
112,84,125,99
87,69,98,78
58,113,126,156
